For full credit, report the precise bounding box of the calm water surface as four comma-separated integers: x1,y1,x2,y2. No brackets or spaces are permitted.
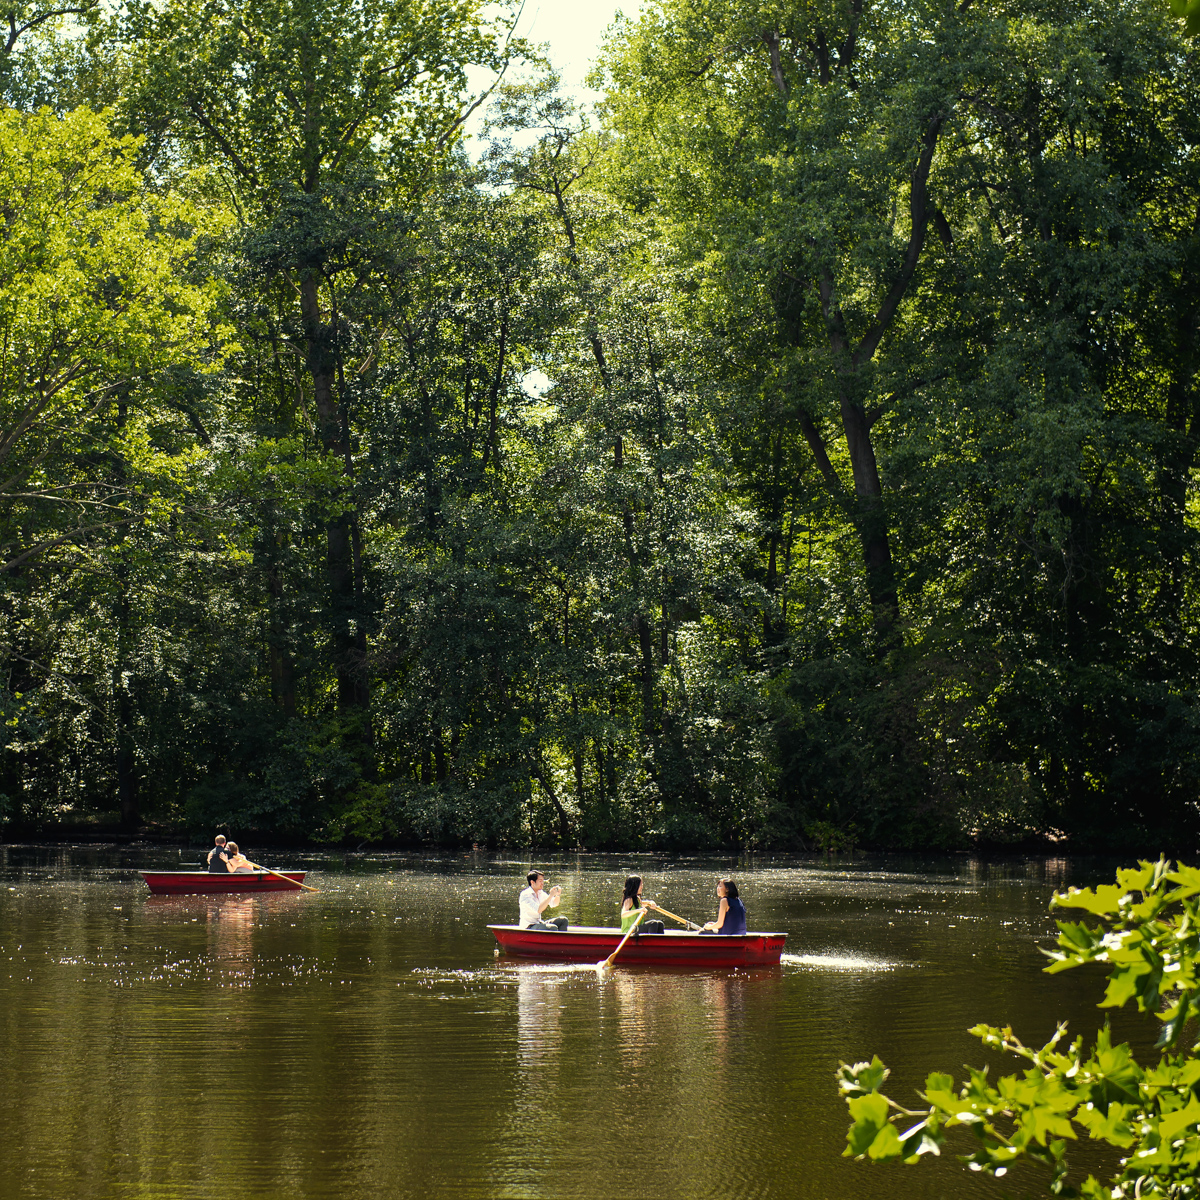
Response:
0,847,1150,1199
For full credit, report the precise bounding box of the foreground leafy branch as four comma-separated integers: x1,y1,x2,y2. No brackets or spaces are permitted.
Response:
839,860,1200,1198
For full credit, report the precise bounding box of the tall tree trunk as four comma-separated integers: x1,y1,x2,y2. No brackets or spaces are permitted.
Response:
841,402,900,639
790,110,947,646
1155,206,1200,644
267,535,296,719
530,757,573,845
299,272,368,713
115,652,139,829
113,398,139,829
763,430,788,646
554,182,661,762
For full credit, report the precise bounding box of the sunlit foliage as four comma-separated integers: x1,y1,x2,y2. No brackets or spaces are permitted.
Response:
840,859,1200,1198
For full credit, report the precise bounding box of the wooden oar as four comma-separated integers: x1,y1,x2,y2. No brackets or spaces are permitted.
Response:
248,861,319,893
598,907,646,972
651,904,699,931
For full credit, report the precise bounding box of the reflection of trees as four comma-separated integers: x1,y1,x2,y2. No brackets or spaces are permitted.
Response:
1043,858,1070,888
703,972,746,1072
613,973,649,1069
516,970,564,1073
207,897,256,987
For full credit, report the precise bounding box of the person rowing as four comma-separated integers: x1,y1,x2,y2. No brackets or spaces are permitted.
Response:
519,870,568,931
700,878,747,935
619,875,665,934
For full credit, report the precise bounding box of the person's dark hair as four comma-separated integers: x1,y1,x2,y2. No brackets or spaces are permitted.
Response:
622,875,643,908
527,870,542,886
721,878,739,900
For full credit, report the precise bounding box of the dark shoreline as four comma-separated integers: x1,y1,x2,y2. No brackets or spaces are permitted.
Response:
0,831,1174,866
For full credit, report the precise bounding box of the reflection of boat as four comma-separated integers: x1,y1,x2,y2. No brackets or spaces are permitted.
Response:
489,925,787,966
140,871,306,895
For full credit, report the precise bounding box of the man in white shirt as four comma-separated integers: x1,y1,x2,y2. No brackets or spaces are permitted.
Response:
518,870,568,930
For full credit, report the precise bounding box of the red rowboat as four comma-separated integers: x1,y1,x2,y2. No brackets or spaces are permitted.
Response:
489,924,787,967
140,870,307,895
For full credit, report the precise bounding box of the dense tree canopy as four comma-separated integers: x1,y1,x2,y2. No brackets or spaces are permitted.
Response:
1,0,1198,851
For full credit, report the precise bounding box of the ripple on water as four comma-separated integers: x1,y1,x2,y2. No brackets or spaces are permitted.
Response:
781,951,903,971
410,963,602,985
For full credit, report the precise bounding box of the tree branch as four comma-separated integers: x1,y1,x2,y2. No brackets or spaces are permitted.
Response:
837,0,862,75
762,31,788,96
796,406,850,504
435,0,526,151
851,110,948,369
1,514,144,573
4,1,96,56
186,99,260,186
866,370,950,427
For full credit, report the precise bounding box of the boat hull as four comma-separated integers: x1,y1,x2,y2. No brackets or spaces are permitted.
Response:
489,924,786,967
140,871,306,895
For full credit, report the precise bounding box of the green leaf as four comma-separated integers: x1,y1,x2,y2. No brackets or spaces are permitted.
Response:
1116,865,1155,893
837,1056,890,1095
1101,964,1150,1009
867,1123,905,1161
1053,886,1123,917
845,1092,892,1157
1158,1095,1200,1141
848,1093,890,1128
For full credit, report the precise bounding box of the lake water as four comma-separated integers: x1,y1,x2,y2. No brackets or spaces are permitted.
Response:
0,846,1150,1199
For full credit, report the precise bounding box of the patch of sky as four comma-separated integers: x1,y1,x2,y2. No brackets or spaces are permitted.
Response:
522,369,553,399
462,0,644,155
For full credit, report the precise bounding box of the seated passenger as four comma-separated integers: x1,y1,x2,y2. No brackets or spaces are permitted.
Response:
701,878,746,935
206,835,229,873
225,842,254,873
519,871,568,930
619,875,664,933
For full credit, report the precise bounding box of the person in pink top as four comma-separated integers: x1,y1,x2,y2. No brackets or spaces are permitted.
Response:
224,842,253,873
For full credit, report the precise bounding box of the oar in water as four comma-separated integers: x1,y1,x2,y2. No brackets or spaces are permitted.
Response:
248,861,319,893
598,907,646,973
651,904,699,931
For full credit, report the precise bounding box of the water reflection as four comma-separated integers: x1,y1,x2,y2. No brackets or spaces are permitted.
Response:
207,896,256,986
141,893,314,988
610,971,645,1067
704,972,743,1074
515,969,564,1071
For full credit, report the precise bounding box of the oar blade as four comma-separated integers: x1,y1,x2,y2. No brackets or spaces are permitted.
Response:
249,862,319,893
597,909,645,972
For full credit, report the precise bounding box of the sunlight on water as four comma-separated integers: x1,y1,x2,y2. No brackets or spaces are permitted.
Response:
505,961,605,975
410,966,509,984
412,962,604,982
781,951,901,972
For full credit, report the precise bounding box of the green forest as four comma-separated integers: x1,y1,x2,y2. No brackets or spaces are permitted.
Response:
2,0,1199,852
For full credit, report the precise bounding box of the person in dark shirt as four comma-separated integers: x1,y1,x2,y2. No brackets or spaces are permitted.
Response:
701,878,747,935
206,836,229,873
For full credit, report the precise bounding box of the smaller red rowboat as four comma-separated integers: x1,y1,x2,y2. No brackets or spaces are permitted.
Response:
140,870,307,895
489,924,787,967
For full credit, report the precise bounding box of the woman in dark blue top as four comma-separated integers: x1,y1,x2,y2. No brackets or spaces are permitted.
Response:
702,878,747,935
